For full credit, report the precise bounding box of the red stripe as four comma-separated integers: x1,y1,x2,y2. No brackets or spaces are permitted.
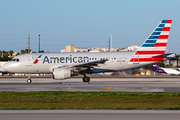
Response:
130,58,164,62
166,20,172,23
154,43,167,47
158,35,169,39
135,51,165,55
162,27,170,31
33,59,39,64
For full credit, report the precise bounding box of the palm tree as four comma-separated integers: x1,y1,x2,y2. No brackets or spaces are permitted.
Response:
21,50,25,54
9,50,14,57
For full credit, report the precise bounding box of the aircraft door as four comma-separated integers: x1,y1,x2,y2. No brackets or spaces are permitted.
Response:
26,55,33,66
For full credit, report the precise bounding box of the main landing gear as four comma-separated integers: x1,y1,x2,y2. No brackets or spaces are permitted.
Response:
82,74,90,82
27,76,32,83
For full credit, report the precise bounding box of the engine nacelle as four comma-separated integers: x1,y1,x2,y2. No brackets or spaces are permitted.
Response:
53,68,71,80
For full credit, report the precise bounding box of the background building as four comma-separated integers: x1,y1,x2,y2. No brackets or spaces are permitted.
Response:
61,45,139,52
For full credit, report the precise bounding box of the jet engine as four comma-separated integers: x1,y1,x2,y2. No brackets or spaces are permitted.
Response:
53,68,71,80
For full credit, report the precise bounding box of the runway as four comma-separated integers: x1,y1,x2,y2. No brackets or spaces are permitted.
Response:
1,110,180,120
1,78,180,120
0,77,180,92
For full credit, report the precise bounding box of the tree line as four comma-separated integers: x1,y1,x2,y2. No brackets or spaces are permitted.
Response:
0,49,44,61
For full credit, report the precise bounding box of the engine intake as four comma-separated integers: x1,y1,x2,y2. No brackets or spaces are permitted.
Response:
53,68,71,80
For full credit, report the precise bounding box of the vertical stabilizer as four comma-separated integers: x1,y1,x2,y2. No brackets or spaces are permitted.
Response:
129,20,172,64
152,63,167,74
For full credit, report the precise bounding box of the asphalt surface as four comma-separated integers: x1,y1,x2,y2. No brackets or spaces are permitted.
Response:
1,77,180,120
1,110,180,120
0,77,180,92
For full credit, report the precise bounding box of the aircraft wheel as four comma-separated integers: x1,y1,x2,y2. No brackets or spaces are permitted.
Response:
27,79,32,83
83,77,90,82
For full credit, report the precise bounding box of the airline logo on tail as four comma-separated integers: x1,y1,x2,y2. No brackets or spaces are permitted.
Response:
33,55,42,64
152,64,167,74
130,20,172,63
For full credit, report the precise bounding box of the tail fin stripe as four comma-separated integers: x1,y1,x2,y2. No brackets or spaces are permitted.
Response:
145,40,157,43
155,27,170,31
135,51,165,55
162,20,172,23
166,20,172,23
154,43,167,47
162,27,170,31
142,44,154,47
130,58,164,62
138,47,166,50
158,35,169,39
148,36,159,39
142,43,167,47
148,35,169,39
162,20,167,23
155,28,163,31
158,24,165,27
160,32,170,35
156,39,167,43
165,24,171,27
152,32,161,35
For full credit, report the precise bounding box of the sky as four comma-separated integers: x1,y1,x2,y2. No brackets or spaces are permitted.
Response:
0,0,180,53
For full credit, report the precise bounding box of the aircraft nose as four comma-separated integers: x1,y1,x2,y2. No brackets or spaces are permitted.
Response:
3,63,11,72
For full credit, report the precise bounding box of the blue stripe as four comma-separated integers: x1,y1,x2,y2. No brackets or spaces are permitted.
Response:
158,24,165,27
155,28,163,31
145,40,157,43
162,20,167,23
142,44,154,47
148,36,159,39
152,32,161,35
38,55,42,58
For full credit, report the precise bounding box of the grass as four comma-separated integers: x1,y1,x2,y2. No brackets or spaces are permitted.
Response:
0,91,180,110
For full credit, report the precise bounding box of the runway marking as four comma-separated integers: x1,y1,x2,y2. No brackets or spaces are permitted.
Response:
96,87,121,91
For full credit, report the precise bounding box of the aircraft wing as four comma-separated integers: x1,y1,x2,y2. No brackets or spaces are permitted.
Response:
60,59,108,72
72,59,108,67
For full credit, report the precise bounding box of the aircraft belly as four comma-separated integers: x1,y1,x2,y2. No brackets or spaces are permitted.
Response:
101,61,127,71
124,62,155,70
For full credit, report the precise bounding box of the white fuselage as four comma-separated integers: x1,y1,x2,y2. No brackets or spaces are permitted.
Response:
3,51,153,74
163,68,180,75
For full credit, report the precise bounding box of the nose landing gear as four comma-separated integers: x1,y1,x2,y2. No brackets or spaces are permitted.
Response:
27,76,32,83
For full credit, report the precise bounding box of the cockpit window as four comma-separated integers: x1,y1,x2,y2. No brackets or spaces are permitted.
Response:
10,58,19,62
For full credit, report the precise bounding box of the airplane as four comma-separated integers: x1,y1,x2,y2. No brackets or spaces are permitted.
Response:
2,20,172,83
152,63,180,75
